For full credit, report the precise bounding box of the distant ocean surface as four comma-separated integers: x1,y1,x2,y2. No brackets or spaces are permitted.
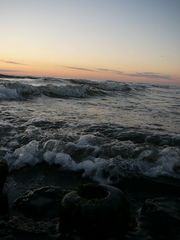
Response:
0,76,180,183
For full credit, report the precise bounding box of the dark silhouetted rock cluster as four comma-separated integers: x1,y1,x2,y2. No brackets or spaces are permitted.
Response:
0,163,180,240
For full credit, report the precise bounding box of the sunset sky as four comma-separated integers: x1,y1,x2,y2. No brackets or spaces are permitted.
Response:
0,0,180,84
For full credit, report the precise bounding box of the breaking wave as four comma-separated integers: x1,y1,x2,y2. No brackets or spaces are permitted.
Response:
0,78,147,101
0,81,108,100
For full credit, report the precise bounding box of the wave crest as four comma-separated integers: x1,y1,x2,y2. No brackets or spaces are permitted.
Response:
0,81,107,100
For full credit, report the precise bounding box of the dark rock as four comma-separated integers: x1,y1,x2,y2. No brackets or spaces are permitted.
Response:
140,198,180,238
59,183,132,238
0,193,9,217
13,186,68,220
118,176,180,196
9,215,59,239
0,220,14,240
0,160,8,192
173,162,180,174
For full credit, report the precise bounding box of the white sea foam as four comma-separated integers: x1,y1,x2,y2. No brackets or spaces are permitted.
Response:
5,134,180,183
77,134,103,146
5,140,42,170
141,147,180,177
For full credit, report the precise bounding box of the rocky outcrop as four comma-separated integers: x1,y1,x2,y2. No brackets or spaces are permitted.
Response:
0,160,9,219
140,197,180,239
0,160,8,192
59,183,132,238
13,186,68,220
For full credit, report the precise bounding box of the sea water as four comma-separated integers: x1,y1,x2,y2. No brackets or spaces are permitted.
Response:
0,76,180,184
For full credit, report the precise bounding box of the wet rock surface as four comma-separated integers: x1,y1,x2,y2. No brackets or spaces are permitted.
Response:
0,220,14,240
140,198,180,239
9,216,59,240
60,183,131,238
0,194,8,217
13,186,68,219
0,164,179,239
0,160,8,192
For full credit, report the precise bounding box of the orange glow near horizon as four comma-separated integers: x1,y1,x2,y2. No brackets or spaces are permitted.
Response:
1,61,179,85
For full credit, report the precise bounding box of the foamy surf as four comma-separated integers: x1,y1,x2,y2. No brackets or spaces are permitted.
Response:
4,133,180,184
0,75,180,185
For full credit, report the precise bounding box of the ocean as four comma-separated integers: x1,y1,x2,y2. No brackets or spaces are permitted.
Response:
0,76,180,181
